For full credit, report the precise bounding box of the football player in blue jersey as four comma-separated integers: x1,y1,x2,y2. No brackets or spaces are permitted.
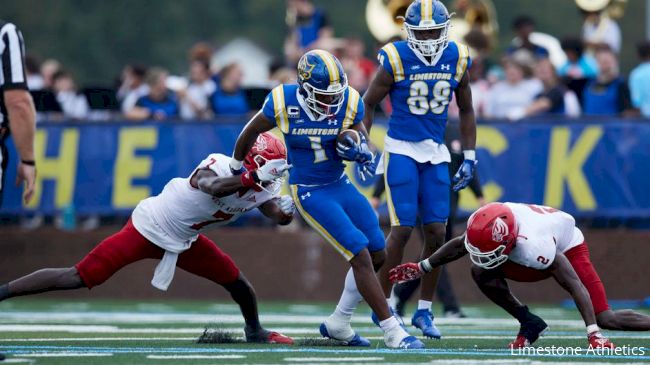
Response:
230,50,424,349
363,0,477,339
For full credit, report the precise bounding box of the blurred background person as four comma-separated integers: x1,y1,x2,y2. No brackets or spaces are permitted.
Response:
558,37,598,103
24,55,44,91
507,16,549,59
485,55,542,120
284,0,333,65
117,64,148,114
340,37,375,94
179,59,216,120
40,59,61,90
630,41,650,118
210,63,249,116
524,58,581,118
581,7,621,54
126,67,179,121
52,70,89,120
582,47,634,116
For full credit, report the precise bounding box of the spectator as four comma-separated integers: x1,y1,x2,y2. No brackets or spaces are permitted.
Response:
558,37,598,101
582,47,633,116
340,38,375,93
448,56,491,119
126,67,179,121
485,57,543,120
524,58,581,118
179,59,216,119
507,16,549,59
52,70,89,120
629,41,650,118
25,55,44,90
117,64,148,114
40,59,61,90
210,63,249,116
284,0,333,65
581,9,621,54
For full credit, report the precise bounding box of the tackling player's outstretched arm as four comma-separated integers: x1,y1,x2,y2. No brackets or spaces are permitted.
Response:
258,197,294,226
452,72,478,192
389,235,468,283
362,67,393,133
191,169,245,198
549,252,597,327
231,111,275,171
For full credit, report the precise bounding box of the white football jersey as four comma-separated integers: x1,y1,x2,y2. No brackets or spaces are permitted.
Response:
505,202,584,270
132,153,281,252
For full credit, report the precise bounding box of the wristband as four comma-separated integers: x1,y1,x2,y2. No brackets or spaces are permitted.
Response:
21,160,36,166
230,159,243,171
240,171,259,187
586,324,599,335
463,150,476,161
419,259,433,273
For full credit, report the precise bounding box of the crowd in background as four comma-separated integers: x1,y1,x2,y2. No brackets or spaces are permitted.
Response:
22,0,650,122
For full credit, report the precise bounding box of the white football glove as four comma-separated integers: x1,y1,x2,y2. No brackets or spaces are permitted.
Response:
256,159,292,182
278,195,295,216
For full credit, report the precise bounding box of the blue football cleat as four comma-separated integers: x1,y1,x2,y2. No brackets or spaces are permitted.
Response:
399,335,425,349
411,309,442,339
319,323,370,347
371,307,405,327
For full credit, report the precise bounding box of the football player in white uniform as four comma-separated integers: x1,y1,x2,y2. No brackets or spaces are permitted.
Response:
0,132,294,345
389,202,650,349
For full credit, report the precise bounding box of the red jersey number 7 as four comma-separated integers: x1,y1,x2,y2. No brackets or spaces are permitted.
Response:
191,210,234,230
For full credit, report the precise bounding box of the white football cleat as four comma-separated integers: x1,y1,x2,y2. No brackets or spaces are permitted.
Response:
320,315,370,347
383,325,425,349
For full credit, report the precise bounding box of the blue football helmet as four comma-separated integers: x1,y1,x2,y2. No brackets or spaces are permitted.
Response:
297,50,348,117
403,0,451,59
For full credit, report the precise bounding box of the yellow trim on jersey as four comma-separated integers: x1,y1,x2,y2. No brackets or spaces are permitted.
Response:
342,87,360,129
313,50,340,85
381,43,405,82
290,185,354,260
383,152,401,226
421,0,433,21
271,86,289,133
455,44,470,83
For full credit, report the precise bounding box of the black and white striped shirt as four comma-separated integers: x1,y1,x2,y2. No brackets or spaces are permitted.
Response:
0,20,28,130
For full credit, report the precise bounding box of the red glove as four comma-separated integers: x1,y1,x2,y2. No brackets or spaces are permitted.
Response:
389,262,425,284
588,331,615,349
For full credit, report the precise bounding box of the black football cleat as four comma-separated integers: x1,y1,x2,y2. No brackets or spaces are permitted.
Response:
0,352,5,361
508,313,549,349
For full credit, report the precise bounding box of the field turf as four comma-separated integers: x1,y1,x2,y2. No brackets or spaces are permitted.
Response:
0,299,648,364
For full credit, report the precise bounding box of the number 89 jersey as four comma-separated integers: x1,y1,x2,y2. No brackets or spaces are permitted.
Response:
378,40,471,144
262,84,364,186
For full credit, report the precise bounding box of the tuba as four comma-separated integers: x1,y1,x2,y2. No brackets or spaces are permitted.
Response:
575,0,627,18
366,0,498,52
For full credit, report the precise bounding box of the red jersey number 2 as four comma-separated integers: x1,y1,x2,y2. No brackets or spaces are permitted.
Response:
191,211,234,230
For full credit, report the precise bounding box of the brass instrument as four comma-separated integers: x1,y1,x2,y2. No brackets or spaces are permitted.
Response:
366,0,498,51
575,0,627,19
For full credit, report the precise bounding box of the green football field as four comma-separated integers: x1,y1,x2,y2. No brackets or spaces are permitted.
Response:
0,299,648,364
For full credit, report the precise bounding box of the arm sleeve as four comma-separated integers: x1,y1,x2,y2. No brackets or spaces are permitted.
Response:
0,23,28,90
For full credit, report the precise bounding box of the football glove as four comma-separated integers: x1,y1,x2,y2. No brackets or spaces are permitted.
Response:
337,134,374,164
452,151,477,192
356,152,377,182
278,195,295,216
389,260,432,284
256,159,292,182
588,331,615,349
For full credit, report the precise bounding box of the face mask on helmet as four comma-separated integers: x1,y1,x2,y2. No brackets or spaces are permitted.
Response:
405,21,450,58
302,81,347,117
464,235,509,269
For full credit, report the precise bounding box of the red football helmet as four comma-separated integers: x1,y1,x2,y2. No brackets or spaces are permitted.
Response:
465,203,519,269
243,132,287,172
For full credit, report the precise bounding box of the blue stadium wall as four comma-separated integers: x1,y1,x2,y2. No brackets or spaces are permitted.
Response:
2,118,649,219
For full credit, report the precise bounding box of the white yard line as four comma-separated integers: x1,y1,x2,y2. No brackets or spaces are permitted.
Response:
19,353,113,357
284,357,384,362
147,354,245,359
0,312,588,327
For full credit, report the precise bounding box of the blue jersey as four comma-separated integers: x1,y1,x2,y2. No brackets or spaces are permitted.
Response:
378,41,471,143
262,84,364,185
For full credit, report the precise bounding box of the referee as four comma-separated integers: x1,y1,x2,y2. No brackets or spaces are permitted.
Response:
0,20,36,208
